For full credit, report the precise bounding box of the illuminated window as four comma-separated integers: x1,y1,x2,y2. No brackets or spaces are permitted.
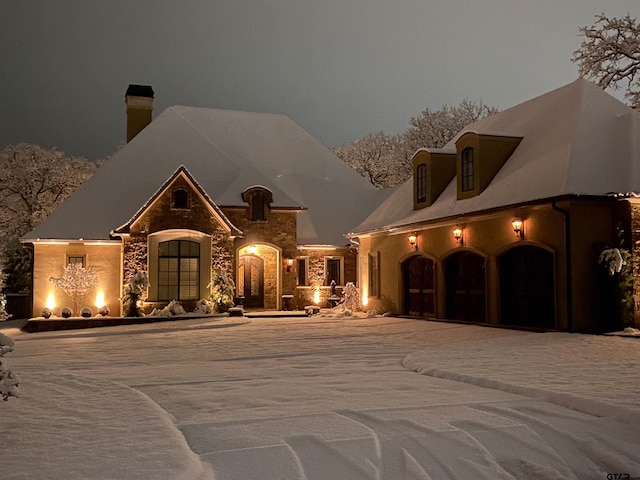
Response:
173,189,189,209
67,255,85,267
461,147,474,192
157,240,200,301
416,164,427,203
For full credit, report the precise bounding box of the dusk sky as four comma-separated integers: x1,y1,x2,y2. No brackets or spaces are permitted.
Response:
2,0,640,160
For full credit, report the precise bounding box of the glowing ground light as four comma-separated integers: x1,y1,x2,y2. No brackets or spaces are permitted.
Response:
313,287,320,304
95,291,105,308
46,292,56,310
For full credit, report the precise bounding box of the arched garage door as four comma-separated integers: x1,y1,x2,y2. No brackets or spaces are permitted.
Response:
445,251,486,322
402,255,436,317
499,245,555,328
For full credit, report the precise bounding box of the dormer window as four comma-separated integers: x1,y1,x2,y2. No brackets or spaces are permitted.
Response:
416,164,427,203
461,147,474,192
173,189,189,209
241,186,273,221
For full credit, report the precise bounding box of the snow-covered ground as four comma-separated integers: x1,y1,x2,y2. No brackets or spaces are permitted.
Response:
1,315,639,480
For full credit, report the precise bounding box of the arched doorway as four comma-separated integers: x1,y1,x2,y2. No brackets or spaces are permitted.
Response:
402,255,436,317
238,255,265,308
499,245,555,328
444,251,486,322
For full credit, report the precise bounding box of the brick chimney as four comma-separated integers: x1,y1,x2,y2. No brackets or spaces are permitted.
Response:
125,84,154,142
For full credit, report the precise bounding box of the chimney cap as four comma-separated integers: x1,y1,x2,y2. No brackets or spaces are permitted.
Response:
126,84,154,98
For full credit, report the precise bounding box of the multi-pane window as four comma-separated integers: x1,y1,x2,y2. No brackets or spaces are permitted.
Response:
416,164,427,203
296,258,308,286
368,253,379,297
173,189,189,209
461,147,474,192
325,257,342,286
158,240,200,301
67,256,85,267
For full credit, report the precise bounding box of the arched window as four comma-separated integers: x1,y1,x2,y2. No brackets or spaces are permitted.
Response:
416,164,427,203
158,240,200,300
461,148,474,192
173,189,189,209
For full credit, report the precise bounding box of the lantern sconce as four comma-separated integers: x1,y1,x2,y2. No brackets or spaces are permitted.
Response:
248,244,258,255
511,218,524,239
452,226,463,245
408,233,418,250
285,258,294,272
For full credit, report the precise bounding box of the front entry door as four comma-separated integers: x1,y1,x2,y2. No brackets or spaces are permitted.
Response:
239,255,264,308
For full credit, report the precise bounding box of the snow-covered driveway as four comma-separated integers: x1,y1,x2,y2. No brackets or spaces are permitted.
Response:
2,315,640,479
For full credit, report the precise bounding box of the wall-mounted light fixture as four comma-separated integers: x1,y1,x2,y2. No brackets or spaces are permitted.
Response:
408,233,418,250
248,244,257,255
452,226,463,245
511,218,524,239
286,258,294,272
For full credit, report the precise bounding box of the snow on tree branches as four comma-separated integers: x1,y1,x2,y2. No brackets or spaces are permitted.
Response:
50,263,99,316
332,99,498,189
599,247,626,276
122,271,149,317
0,332,19,401
209,268,236,313
573,13,640,109
0,270,11,321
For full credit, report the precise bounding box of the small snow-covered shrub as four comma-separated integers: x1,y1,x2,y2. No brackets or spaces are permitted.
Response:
193,299,215,315
0,332,19,400
41,307,52,319
342,282,361,312
599,248,625,275
122,271,149,317
61,307,73,318
80,307,93,318
150,300,186,317
98,305,110,317
0,270,10,322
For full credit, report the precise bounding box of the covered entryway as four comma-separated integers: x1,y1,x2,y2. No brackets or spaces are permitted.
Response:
402,255,436,317
444,251,486,322
238,255,265,308
499,245,555,328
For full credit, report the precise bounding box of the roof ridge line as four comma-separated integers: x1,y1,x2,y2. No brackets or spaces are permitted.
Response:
170,106,239,168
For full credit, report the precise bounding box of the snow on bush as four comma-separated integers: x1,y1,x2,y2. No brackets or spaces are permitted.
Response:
193,299,215,315
0,270,11,322
150,300,186,317
342,282,361,312
209,268,235,313
50,263,99,315
598,248,626,275
122,271,149,317
0,332,19,400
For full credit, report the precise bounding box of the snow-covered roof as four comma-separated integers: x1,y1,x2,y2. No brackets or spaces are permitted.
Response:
351,78,640,236
24,107,384,245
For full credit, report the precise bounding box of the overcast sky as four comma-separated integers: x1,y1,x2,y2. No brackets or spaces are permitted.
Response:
2,0,640,160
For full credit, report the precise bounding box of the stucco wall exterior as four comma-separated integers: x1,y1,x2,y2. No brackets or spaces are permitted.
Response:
357,198,623,332
32,242,122,317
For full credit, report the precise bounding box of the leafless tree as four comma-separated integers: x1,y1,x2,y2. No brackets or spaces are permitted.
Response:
0,144,100,292
573,13,640,109
332,100,498,189
332,131,408,189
